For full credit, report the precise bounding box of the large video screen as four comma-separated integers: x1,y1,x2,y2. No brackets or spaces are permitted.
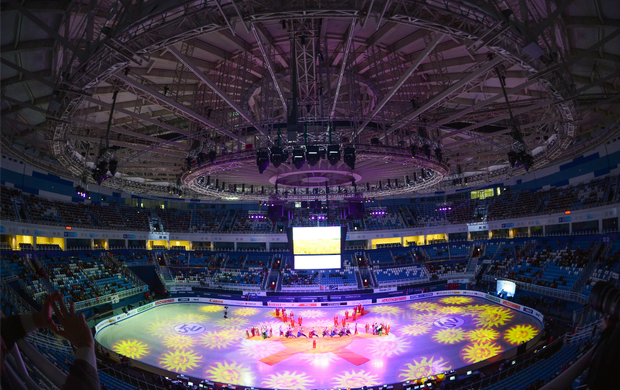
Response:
291,226,343,270
497,280,517,298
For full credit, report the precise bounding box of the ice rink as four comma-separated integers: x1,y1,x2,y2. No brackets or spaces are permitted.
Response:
95,296,542,389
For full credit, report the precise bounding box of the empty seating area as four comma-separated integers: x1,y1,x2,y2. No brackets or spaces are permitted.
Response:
318,267,356,287
374,265,427,285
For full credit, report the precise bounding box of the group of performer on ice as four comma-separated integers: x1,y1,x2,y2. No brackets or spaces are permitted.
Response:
245,304,391,339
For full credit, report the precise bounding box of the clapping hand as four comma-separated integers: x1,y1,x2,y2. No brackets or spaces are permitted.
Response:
51,295,94,350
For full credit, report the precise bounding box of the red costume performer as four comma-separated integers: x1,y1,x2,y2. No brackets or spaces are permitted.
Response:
345,310,349,319
298,316,302,326
342,318,346,327
313,339,316,349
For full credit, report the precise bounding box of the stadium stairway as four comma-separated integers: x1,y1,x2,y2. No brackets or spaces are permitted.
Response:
573,261,597,293
354,268,364,289
159,266,173,282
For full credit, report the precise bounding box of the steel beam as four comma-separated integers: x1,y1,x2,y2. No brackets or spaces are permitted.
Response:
331,19,356,118
436,78,539,130
6,0,79,54
83,97,193,141
355,33,444,136
251,24,288,113
167,45,267,137
71,117,190,150
114,73,246,144
383,56,503,137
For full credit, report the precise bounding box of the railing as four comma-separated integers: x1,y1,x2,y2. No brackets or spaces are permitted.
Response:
482,275,589,304
564,318,603,345
27,331,72,354
73,285,148,311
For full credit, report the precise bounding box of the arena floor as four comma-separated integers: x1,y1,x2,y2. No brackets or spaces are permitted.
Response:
95,296,542,389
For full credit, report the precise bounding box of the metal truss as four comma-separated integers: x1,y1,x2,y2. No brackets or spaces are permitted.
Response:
42,0,587,198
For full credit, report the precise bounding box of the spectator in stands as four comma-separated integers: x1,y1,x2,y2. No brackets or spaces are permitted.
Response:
0,292,100,390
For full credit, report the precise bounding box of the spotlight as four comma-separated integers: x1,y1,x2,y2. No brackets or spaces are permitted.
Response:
270,146,285,168
508,151,517,168
256,149,269,174
306,145,320,166
97,160,108,172
343,146,355,169
327,145,340,166
292,147,305,169
108,159,118,175
522,153,534,172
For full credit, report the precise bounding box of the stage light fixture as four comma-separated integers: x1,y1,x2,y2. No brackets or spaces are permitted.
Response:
306,145,320,166
522,153,534,172
327,145,340,165
293,147,305,169
343,146,355,169
208,150,217,163
108,159,118,175
256,149,269,174
410,145,417,158
507,151,517,168
270,146,285,168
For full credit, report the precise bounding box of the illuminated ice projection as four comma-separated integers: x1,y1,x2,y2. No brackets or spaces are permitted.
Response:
238,339,285,359
366,334,411,357
473,306,515,328
299,352,339,367
466,328,500,343
432,328,467,345
261,371,315,389
331,370,382,388
436,305,467,315
162,334,197,350
96,296,542,387
232,307,259,317
408,302,440,312
400,323,432,336
198,305,225,313
298,309,326,318
111,339,150,359
158,349,203,372
399,356,453,380
199,330,243,349
410,312,446,323
145,320,174,338
213,317,249,329
461,342,505,364
504,324,540,345
173,313,209,323
368,305,404,315
204,361,254,386
439,296,474,305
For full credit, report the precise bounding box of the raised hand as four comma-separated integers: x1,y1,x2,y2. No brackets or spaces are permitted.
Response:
52,296,94,349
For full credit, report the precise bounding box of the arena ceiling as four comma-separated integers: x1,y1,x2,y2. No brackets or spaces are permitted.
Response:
1,0,619,200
